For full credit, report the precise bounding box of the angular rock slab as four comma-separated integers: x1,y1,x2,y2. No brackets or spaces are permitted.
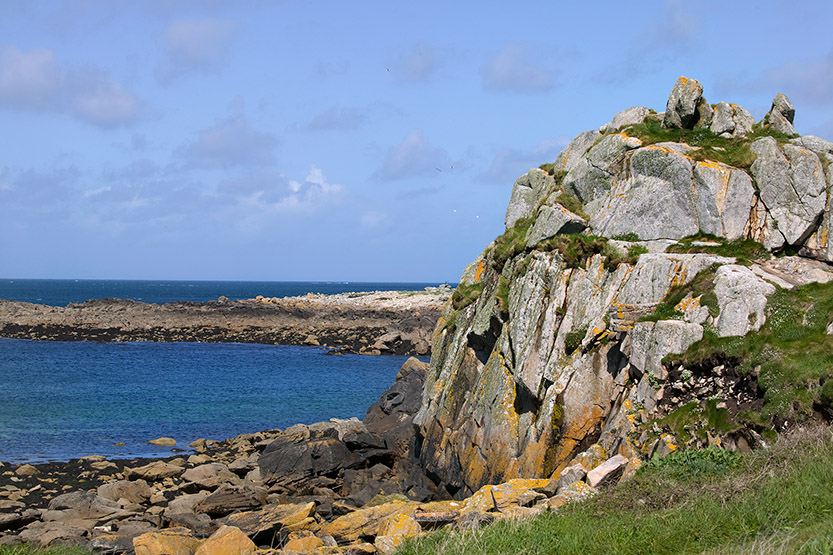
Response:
133,528,201,555
224,502,315,543
194,525,256,555
663,76,704,129
586,454,629,488
504,169,555,229
763,93,797,136
751,137,826,248
714,265,775,337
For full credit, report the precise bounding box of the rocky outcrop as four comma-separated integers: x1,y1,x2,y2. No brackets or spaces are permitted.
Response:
413,77,833,498
0,289,449,356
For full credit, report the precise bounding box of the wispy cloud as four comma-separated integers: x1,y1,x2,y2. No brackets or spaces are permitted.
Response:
155,18,236,83
377,130,451,181
177,114,278,169
0,46,141,127
391,41,438,83
481,43,557,93
306,105,369,131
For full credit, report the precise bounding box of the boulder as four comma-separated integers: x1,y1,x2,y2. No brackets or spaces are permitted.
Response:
713,265,775,337
585,455,629,488
504,169,555,229
319,500,416,543
556,464,587,491
564,133,641,204
224,502,315,544
182,463,241,491
148,437,176,446
364,358,428,457
763,93,796,136
553,129,603,175
692,160,755,241
193,485,265,517
709,102,755,138
194,525,256,555
750,137,826,248
258,424,365,485
47,490,122,519
525,203,587,247
125,461,184,482
133,528,201,555
14,464,39,477
589,144,699,240
663,76,704,129
97,480,152,504
599,106,650,133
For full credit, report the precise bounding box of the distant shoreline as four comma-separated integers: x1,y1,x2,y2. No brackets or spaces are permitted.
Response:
0,288,451,356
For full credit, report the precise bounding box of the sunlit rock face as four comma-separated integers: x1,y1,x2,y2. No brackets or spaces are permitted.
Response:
413,77,833,498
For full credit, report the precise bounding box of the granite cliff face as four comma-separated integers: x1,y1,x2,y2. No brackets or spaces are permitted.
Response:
413,77,833,497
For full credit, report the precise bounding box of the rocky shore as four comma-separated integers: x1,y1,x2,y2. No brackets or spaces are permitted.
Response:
0,358,609,554
0,288,451,356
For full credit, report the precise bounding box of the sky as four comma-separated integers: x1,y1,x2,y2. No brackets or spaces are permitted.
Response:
1,1,832,282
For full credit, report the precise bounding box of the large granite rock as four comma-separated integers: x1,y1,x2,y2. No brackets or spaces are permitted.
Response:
504,169,555,229
763,93,797,136
663,76,704,129
750,137,826,248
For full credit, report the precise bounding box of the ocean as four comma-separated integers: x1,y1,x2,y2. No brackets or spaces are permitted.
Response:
0,279,440,463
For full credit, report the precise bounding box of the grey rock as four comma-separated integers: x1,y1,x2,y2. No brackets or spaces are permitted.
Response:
589,144,699,240
692,159,755,241
124,460,184,482
193,484,266,517
47,491,122,519
600,106,650,133
364,357,428,457
504,169,555,229
751,137,826,247
182,463,241,491
564,133,642,203
709,102,736,136
629,320,703,379
713,265,776,337
663,76,704,129
164,491,211,516
97,480,151,504
525,203,587,247
763,93,796,135
556,464,587,492
554,130,602,175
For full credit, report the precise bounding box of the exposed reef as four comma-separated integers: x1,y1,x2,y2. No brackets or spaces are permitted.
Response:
0,289,451,356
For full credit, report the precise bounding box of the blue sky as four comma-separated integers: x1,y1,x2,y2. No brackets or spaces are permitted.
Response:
1,1,831,282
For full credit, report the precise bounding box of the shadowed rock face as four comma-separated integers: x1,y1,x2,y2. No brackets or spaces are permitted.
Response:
412,77,833,498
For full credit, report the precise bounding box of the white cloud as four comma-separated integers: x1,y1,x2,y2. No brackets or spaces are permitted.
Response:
481,43,556,93
0,46,141,128
178,114,278,169
156,18,236,83
235,165,345,214
377,130,451,181
0,47,61,110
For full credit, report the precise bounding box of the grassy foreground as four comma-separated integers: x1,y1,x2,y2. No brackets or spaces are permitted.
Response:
0,547,90,555
398,427,833,555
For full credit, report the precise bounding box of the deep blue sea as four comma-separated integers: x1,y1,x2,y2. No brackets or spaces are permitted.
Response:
0,280,439,463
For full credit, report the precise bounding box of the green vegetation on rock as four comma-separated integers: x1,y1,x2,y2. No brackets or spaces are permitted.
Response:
666,233,769,265
641,265,720,322
450,282,484,311
620,118,796,170
668,280,833,428
399,427,833,555
0,547,92,555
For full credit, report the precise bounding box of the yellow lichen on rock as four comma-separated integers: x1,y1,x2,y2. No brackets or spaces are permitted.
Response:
133,528,201,555
194,526,255,555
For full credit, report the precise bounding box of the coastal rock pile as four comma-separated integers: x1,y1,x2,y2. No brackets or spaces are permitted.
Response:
0,289,449,356
413,77,833,496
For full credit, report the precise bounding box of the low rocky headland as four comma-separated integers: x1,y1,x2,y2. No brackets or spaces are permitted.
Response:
3,76,833,553
0,288,452,356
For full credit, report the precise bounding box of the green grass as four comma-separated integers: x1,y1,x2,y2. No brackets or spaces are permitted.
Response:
563,324,589,355
641,264,720,322
620,120,796,170
536,234,639,271
668,280,833,427
450,282,484,311
489,217,534,272
398,427,833,555
0,547,92,555
665,233,770,265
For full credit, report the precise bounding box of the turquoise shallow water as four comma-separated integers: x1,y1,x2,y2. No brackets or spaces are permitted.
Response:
0,279,439,463
0,338,420,463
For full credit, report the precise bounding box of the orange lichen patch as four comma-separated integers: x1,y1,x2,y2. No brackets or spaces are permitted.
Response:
473,260,486,283
675,295,702,313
